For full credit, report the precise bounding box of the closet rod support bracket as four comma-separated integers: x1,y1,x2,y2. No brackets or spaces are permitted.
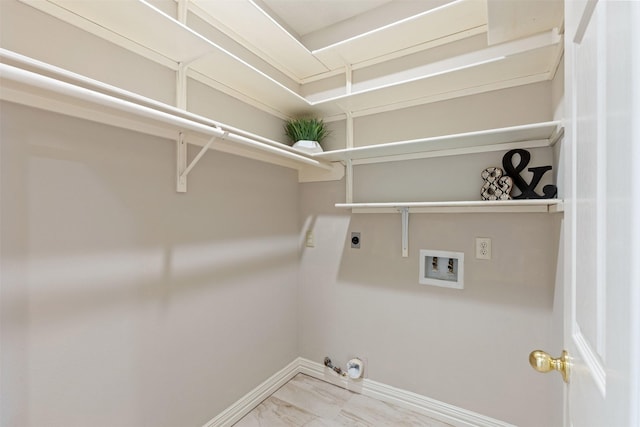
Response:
176,132,224,193
177,132,187,192
400,207,409,258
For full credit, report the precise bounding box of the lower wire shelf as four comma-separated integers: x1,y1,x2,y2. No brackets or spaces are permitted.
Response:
336,200,563,257
335,199,564,214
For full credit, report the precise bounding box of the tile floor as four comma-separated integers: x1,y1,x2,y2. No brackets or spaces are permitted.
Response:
233,373,454,426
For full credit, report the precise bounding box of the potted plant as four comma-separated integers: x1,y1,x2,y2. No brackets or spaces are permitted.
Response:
284,117,329,153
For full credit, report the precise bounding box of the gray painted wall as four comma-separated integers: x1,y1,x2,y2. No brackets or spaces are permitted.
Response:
298,81,564,427
298,181,562,427
1,102,300,427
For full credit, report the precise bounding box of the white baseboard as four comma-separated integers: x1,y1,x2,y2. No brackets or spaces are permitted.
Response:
202,358,301,427
203,357,516,427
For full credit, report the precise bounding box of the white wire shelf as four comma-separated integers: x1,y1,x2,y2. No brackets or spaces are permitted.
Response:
0,51,334,176
315,121,563,165
336,199,564,214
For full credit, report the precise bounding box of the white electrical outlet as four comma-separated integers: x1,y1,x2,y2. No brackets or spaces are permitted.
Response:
475,237,491,260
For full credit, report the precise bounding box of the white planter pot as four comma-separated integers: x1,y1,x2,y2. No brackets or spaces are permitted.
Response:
292,139,323,153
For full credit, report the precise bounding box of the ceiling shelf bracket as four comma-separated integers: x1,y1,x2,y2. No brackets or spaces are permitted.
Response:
176,62,188,110
345,159,354,203
177,0,188,24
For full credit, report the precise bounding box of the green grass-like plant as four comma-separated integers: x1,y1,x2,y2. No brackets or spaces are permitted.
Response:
284,118,330,144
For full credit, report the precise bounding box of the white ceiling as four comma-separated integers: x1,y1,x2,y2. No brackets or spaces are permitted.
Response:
260,0,393,36
18,0,564,120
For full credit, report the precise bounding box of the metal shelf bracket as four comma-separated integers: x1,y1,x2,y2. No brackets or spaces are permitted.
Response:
176,132,224,192
400,207,410,258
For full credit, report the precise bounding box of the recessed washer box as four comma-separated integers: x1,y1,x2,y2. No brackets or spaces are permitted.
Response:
419,249,464,289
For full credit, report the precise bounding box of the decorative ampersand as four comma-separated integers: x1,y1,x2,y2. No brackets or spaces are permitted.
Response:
502,149,557,199
480,167,513,200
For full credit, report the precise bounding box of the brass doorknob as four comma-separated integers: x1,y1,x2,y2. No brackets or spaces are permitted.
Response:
529,350,570,383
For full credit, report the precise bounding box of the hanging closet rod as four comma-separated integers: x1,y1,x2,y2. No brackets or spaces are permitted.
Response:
0,49,286,150
0,49,331,170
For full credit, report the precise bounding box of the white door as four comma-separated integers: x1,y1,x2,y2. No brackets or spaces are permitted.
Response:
562,0,640,426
